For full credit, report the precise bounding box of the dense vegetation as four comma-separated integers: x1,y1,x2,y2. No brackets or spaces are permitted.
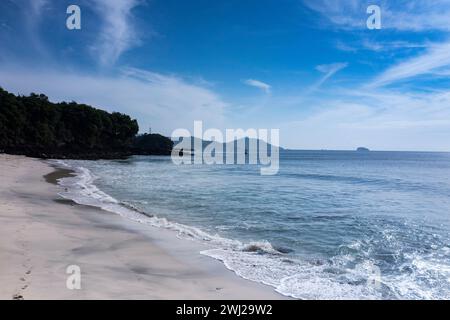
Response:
132,133,174,155
0,87,171,159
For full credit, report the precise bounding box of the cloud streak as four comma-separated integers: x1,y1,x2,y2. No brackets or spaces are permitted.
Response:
369,42,450,87
303,0,450,32
29,0,48,15
279,86,450,151
0,66,228,135
243,79,272,94
90,0,142,66
314,62,348,89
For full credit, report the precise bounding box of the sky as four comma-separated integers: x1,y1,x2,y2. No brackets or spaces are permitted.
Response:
1,0,450,151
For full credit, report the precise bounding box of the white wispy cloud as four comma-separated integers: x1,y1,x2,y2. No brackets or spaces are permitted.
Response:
0,66,228,135
336,39,429,53
383,1,450,32
369,42,450,87
243,79,272,94
361,40,429,52
303,0,367,29
314,62,348,88
335,40,358,52
278,87,450,151
16,0,51,59
29,0,48,15
303,0,450,32
90,0,142,66
7,0,143,66
8,0,49,17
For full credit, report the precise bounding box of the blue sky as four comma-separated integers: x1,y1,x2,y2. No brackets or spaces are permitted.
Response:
1,0,450,151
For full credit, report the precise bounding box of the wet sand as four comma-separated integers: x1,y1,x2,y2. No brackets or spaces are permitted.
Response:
0,154,285,300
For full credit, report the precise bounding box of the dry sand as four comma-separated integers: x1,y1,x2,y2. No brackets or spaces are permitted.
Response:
0,154,285,300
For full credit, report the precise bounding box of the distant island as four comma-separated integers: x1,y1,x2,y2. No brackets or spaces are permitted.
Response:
0,87,173,159
356,147,370,152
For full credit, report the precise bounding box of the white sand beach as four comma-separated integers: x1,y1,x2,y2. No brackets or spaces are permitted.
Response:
0,154,284,300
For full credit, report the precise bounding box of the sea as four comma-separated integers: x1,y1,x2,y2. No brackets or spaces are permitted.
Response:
54,150,450,300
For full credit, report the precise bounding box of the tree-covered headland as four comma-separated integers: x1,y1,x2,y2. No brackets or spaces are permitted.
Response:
0,87,173,159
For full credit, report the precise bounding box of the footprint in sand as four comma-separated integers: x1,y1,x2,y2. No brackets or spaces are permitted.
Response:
15,269,31,300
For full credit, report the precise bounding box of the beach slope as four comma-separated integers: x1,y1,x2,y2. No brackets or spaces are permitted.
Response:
0,154,283,300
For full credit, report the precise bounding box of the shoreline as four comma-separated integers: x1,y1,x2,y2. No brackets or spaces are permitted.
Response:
0,154,285,300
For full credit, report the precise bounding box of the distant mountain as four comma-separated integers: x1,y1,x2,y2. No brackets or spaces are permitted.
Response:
1,87,285,160
356,147,370,152
173,136,282,155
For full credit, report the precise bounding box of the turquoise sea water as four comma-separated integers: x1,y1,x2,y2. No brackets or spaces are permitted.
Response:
58,151,450,299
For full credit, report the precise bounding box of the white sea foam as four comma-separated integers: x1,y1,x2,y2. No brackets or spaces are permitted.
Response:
201,247,383,300
51,160,450,300
53,161,241,247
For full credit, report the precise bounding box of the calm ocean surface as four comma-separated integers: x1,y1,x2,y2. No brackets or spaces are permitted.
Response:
58,151,450,299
